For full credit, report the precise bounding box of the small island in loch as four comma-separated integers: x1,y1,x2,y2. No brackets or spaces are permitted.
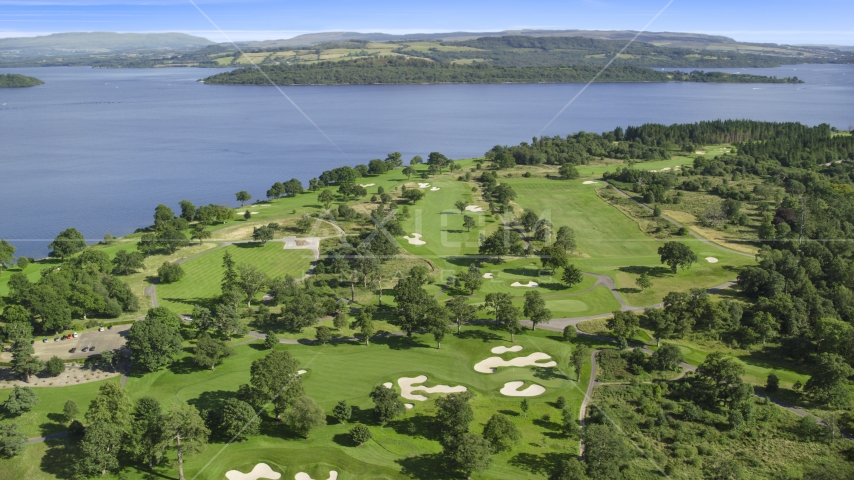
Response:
0,73,44,88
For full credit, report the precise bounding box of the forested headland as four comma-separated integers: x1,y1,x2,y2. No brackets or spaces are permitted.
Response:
0,73,43,87
202,57,802,86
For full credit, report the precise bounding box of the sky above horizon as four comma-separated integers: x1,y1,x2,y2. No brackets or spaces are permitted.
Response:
1,0,852,46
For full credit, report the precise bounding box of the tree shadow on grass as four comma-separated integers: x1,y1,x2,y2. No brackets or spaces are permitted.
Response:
508,452,567,477
332,432,356,447
40,439,84,480
456,329,503,342
397,453,458,480
188,389,238,412
533,367,569,381
233,242,263,249
387,413,440,441
499,409,521,417
372,335,430,350
167,349,199,375
618,265,672,278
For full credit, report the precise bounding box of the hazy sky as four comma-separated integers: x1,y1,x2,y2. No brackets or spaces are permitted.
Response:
1,0,852,45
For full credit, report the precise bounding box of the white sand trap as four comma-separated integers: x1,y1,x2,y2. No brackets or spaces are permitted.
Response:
705,257,719,263
661,167,671,171
418,183,431,188
235,211,259,215
695,151,707,154
404,403,414,409
226,463,281,480
511,281,539,288
403,233,426,245
430,187,441,191
649,170,658,173
836,160,843,164
582,181,598,185
465,205,486,213
298,370,307,375
483,273,493,279
491,345,523,354
398,375,467,401
383,382,393,389
500,381,546,397
474,352,557,373
359,183,375,187
294,472,338,480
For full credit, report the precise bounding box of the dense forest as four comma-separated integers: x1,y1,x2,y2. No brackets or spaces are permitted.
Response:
202,57,802,86
0,73,43,87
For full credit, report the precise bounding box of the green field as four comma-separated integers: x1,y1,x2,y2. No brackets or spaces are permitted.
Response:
156,243,315,313
0,327,601,480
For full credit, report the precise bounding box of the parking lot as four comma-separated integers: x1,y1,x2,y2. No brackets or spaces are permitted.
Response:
1,324,131,362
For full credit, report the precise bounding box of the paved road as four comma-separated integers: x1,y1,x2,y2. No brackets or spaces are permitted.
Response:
26,431,67,445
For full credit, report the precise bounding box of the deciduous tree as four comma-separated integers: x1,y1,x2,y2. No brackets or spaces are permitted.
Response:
194,333,234,370
220,398,260,441
370,385,405,425
658,241,697,273
482,413,520,452
160,402,210,480
523,290,551,330
284,396,325,438
48,228,86,259
127,311,183,372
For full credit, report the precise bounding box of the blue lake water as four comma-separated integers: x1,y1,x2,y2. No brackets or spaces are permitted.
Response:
2,64,854,258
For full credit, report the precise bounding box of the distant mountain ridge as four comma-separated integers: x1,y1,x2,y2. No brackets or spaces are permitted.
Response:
237,29,739,49
0,32,213,55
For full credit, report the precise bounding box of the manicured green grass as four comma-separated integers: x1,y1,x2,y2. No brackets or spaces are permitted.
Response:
0,378,120,438
0,326,605,480
156,243,314,313
502,176,754,306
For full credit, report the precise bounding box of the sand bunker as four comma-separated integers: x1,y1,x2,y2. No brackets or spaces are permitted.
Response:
483,273,493,279
511,281,539,288
235,211,260,215
298,370,307,375
403,233,426,245
398,375,467,401
418,183,431,188
582,181,598,185
661,167,671,171
705,257,719,263
294,472,338,480
500,381,546,397
383,382,393,389
359,183,375,187
465,205,486,213
474,352,557,374
404,403,414,409
226,463,281,480
430,187,440,191
695,151,707,154
649,170,658,173
491,345,523,354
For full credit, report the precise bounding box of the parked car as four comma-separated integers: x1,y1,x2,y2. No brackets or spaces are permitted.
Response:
69,348,76,354
72,332,79,338
89,346,96,352
98,327,105,332
42,338,48,343
82,347,89,352
54,337,59,342
66,334,72,339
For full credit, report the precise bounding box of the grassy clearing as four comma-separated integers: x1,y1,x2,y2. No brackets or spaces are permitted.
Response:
156,243,314,313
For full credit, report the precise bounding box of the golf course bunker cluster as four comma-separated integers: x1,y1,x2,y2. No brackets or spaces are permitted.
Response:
225,463,281,480
397,375,467,401
295,472,338,480
500,381,546,397
474,352,557,373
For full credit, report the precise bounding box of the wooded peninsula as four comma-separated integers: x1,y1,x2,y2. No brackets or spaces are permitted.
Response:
202,57,803,86
0,73,43,87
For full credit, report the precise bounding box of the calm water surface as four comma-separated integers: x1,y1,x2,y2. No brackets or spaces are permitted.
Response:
2,64,853,257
